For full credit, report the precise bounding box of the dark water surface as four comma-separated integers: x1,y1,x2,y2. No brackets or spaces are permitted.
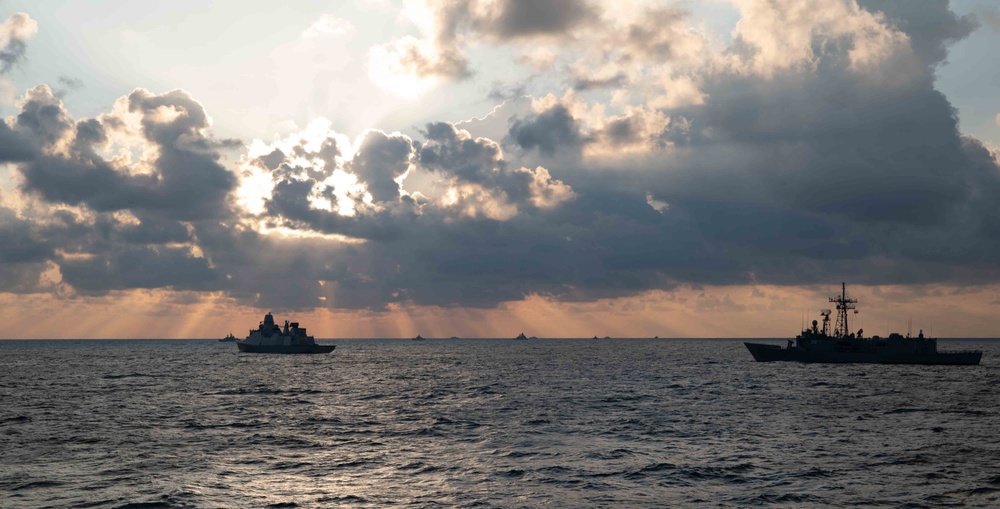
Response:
2,338,998,508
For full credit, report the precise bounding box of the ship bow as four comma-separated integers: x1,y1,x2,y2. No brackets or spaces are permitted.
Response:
744,342,789,362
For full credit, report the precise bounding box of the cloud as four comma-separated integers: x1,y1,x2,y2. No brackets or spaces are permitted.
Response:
59,245,219,295
0,205,52,265
0,12,37,74
348,131,414,203
478,0,598,40
0,119,38,161
858,0,977,66
368,0,598,94
15,86,237,221
507,104,584,156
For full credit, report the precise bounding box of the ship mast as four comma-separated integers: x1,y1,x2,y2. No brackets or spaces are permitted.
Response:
829,282,857,338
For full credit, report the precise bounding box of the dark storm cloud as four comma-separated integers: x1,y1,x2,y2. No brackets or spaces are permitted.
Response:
262,176,409,241
858,0,977,66
116,213,194,245
258,148,286,170
673,75,971,227
0,206,53,264
58,244,220,294
188,221,397,311
417,121,575,208
484,0,598,40
347,131,413,203
0,261,50,293
16,86,237,221
0,121,38,162
418,121,505,182
15,85,74,146
506,105,584,156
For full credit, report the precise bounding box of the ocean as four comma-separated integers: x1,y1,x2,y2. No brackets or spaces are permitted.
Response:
1,338,998,508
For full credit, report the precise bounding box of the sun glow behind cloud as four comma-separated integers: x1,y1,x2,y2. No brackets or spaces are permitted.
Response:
368,37,446,99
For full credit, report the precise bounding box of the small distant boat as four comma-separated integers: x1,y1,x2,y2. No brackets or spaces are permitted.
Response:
236,313,335,354
219,332,237,342
529,336,538,339
592,335,598,339
449,336,460,339
745,283,982,365
412,334,425,341
513,332,528,340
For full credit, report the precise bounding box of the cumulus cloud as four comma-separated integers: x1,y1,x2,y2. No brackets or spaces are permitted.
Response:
0,84,240,298
14,86,237,220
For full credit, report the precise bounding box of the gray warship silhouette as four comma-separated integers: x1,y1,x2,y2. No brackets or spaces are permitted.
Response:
745,283,981,365
236,312,335,354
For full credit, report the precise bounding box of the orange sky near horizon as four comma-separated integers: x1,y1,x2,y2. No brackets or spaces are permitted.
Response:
2,284,998,339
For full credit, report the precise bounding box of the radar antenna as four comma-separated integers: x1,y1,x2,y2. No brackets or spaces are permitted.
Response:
829,282,857,338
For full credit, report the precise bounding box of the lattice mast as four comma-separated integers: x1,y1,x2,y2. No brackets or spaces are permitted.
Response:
830,282,857,338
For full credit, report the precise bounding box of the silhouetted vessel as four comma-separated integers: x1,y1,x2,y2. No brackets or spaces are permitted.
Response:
745,284,981,365
219,332,237,342
412,334,425,341
236,313,335,354
514,332,528,340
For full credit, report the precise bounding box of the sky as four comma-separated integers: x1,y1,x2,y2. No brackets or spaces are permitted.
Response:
1,0,999,339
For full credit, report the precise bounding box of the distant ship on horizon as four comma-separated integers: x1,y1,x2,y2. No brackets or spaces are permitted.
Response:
745,283,981,365
218,332,237,342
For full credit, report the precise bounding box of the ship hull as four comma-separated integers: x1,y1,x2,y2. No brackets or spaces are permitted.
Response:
236,342,336,354
744,342,981,365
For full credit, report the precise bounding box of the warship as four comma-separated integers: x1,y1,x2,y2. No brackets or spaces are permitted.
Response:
744,284,981,365
236,313,335,354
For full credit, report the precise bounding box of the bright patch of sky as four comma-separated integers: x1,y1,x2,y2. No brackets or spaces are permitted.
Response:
3,0,995,148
